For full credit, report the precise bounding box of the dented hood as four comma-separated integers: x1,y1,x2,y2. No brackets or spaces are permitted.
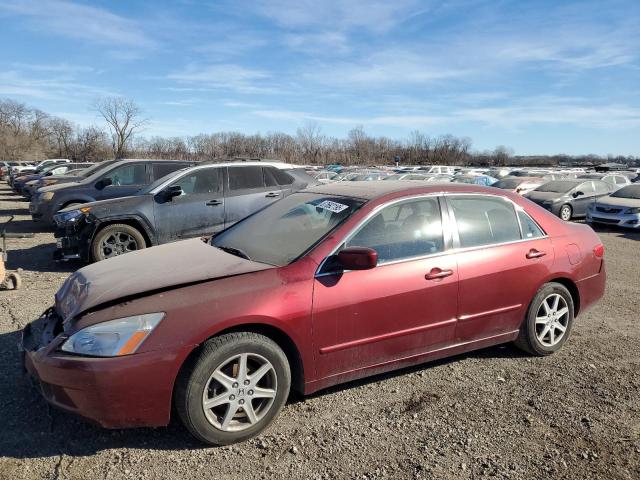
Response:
55,238,273,320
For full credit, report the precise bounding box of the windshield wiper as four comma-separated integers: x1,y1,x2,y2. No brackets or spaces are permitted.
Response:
216,245,252,261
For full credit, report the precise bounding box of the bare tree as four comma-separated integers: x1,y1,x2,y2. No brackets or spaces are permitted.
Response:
94,97,147,159
297,121,325,164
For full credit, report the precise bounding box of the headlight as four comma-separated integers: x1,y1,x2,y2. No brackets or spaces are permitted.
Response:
625,207,640,214
43,179,58,186
40,191,54,201
61,313,165,357
54,207,90,224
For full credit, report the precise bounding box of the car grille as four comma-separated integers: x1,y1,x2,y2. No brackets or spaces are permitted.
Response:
592,216,620,224
596,206,622,214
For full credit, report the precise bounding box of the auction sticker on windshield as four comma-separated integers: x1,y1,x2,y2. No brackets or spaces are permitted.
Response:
316,200,349,213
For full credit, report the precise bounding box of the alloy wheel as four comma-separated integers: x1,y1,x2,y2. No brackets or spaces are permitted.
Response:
100,232,139,258
202,353,277,432
535,293,569,347
560,206,571,221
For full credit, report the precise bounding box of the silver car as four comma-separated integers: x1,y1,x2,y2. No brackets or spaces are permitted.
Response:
586,184,640,229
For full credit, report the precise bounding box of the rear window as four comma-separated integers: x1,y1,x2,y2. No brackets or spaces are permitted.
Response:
228,166,264,190
493,179,521,189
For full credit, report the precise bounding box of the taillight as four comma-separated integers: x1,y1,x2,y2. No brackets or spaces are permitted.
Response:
593,244,604,258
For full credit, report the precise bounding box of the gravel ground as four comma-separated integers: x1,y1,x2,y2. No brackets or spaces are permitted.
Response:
0,183,639,480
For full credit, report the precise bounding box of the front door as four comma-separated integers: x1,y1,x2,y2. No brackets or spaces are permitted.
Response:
572,181,599,216
312,196,459,380
153,167,225,243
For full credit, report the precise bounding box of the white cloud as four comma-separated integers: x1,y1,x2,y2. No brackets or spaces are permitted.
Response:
0,0,155,48
254,0,424,33
167,64,278,94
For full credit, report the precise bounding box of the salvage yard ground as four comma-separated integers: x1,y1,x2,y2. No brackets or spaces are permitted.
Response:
0,183,639,480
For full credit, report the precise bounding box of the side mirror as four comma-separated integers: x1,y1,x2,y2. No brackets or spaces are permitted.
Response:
95,177,113,190
573,190,584,198
165,184,183,200
337,246,378,270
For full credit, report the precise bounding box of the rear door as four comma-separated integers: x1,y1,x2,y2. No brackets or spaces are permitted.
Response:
95,162,148,200
153,167,225,243
446,194,554,341
224,166,282,227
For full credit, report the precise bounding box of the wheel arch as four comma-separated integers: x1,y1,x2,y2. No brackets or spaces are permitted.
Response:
175,323,305,397
92,217,155,247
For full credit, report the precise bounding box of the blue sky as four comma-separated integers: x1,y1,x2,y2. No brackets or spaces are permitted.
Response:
0,0,639,155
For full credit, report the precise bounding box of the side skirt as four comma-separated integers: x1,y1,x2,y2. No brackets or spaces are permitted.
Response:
304,329,519,395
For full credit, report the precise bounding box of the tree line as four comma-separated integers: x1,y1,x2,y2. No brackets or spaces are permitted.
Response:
1,97,637,167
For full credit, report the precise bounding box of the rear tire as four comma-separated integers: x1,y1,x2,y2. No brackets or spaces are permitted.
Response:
559,204,572,221
91,223,146,262
175,332,291,446
515,282,574,356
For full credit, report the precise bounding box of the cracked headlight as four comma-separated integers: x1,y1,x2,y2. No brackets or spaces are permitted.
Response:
61,313,165,357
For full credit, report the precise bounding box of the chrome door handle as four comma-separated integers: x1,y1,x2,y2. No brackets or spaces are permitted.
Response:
265,192,280,198
526,249,546,259
206,199,222,206
425,268,453,280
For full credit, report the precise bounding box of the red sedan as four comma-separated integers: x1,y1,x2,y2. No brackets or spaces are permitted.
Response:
22,181,606,445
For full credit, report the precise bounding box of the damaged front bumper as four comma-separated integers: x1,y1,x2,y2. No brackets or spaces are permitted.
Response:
53,215,96,262
21,308,177,429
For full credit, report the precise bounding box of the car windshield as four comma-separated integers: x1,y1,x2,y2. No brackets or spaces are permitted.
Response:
611,185,640,199
534,181,578,193
493,178,521,189
212,193,365,266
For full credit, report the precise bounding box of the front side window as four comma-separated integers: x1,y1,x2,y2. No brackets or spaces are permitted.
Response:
578,181,595,194
449,195,521,248
228,166,264,190
173,169,221,195
106,164,146,186
346,197,444,263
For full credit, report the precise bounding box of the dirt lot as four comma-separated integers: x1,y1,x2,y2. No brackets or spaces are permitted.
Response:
0,183,639,480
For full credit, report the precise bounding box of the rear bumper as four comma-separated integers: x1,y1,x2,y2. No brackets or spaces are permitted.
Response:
22,310,184,429
575,264,606,315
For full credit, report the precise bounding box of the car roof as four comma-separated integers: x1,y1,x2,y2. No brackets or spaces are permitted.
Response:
304,180,513,200
174,160,303,171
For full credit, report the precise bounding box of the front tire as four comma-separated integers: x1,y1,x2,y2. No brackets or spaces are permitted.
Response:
91,223,146,262
515,282,574,356
559,204,572,221
175,332,291,446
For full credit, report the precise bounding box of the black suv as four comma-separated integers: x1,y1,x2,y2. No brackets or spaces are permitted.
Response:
53,162,318,262
30,159,193,225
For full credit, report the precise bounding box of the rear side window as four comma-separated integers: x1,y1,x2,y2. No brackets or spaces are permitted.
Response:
153,163,185,180
449,195,521,248
347,197,444,263
615,176,627,185
518,210,544,239
228,166,264,190
106,163,146,186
